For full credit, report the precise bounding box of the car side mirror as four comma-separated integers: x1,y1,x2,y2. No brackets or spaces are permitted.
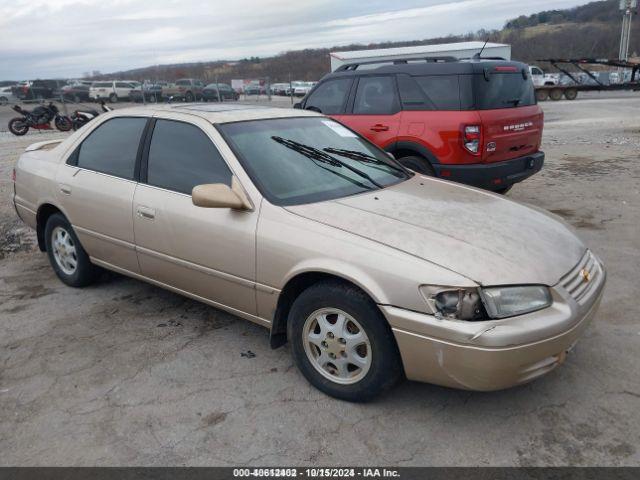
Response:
192,177,252,210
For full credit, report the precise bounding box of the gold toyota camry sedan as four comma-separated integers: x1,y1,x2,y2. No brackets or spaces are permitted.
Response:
12,104,605,401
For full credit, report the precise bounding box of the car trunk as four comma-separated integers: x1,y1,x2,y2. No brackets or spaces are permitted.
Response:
479,105,543,163
473,71,543,163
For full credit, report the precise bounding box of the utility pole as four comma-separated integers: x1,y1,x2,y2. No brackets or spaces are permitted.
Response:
619,0,638,61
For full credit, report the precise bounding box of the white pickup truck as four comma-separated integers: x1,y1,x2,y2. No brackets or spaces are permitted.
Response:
529,66,559,87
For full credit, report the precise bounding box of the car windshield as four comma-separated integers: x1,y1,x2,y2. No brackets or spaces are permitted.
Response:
218,117,409,206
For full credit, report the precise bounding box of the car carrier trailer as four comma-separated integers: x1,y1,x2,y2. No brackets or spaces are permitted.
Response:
534,58,640,101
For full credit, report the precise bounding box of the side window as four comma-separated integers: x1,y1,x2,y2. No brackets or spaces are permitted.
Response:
115,82,129,88
76,117,147,179
304,78,352,114
146,119,232,195
353,76,399,115
398,75,466,111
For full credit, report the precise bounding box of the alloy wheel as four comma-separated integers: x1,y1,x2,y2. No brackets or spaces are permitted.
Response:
51,226,78,275
302,308,372,385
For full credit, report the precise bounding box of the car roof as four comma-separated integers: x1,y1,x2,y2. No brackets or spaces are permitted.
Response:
108,103,320,124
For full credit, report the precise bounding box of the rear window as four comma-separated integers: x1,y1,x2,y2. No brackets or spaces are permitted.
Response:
474,73,536,110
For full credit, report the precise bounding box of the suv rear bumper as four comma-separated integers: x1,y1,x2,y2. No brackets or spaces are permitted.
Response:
433,151,544,191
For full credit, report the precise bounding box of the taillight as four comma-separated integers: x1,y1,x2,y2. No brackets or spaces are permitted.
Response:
463,125,481,155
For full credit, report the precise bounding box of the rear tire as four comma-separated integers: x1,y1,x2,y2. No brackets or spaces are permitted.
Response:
564,88,578,100
185,92,194,102
536,89,549,102
45,213,99,288
549,88,563,101
8,117,29,136
288,281,403,402
397,155,435,176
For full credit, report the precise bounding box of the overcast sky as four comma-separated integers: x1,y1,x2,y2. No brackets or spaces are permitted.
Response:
0,0,588,79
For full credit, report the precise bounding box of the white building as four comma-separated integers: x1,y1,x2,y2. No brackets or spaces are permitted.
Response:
329,42,512,71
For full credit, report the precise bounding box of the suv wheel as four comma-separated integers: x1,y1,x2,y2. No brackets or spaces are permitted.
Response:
397,155,435,176
185,92,194,102
288,281,403,402
109,93,118,103
44,213,99,287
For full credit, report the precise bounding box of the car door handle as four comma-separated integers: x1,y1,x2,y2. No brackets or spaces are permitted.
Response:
136,206,156,219
370,124,389,132
59,184,71,195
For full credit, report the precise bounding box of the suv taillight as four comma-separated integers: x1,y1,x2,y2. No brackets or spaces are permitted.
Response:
463,125,481,155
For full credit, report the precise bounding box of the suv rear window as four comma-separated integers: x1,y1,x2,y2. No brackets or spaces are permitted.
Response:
474,73,535,110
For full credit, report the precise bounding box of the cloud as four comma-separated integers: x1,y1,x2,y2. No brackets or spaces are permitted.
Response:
0,0,587,79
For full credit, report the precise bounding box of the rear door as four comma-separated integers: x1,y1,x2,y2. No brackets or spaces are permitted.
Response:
474,69,543,163
56,116,148,272
341,75,401,149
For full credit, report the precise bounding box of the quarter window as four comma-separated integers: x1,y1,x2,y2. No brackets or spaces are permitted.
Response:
304,78,352,114
146,119,232,195
76,117,147,179
353,76,399,115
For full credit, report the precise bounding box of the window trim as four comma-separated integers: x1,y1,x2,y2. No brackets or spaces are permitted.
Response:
66,116,151,182
140,117,234,196
347,74,401,116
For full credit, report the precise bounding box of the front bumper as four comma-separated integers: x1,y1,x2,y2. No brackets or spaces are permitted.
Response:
382,250,605,391
432,151,545,191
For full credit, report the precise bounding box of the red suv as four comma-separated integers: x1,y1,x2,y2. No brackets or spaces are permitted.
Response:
296,59,544,192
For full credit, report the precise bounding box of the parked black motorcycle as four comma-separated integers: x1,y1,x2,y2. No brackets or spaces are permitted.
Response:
8,103,73,136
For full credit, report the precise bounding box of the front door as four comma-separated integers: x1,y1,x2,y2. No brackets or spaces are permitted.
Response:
56,116,148,273
133,116,258,315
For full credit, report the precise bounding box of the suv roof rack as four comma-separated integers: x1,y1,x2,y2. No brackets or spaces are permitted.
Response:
335,56,459,71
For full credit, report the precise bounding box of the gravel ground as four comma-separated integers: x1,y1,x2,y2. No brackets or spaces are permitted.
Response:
0,94,639,466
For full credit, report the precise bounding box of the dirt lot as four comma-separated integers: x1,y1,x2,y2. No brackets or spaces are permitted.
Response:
0,93,639,466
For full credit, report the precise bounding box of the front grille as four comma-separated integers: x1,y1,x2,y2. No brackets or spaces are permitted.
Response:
559,250,602,304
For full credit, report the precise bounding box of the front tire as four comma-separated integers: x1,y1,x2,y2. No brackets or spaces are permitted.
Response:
185,92,194,102
288,281,403,402
44,213,98,287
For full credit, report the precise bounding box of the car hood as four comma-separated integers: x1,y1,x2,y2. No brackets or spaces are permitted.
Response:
285,176,585,286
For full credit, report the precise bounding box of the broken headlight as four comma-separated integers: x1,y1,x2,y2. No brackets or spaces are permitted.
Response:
420,286,486,321
421,285,551,321
480,285,551,319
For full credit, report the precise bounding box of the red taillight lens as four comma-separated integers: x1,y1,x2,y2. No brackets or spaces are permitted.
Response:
463,125,481,154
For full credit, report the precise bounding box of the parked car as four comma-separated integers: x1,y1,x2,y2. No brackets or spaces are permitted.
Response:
89,80,139,103
174,78,205,101
12,104,605,402
297,59,544,193
294,81,316,97
202,83,239,101
129,84,163,103
244,82,265,95
0,86,17,105
270,83,290,95
61,81,92,102
13,79,67,100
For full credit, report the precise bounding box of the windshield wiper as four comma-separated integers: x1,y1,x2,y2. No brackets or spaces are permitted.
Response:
322,147,406,174
271,136,384,189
